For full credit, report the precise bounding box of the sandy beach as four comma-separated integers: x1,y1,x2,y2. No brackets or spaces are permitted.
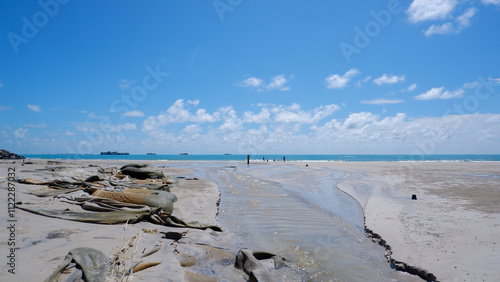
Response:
293,161,500,281
1,159,499,281
0,159,249,281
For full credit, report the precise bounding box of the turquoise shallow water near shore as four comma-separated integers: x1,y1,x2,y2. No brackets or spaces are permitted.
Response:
22,154,500,162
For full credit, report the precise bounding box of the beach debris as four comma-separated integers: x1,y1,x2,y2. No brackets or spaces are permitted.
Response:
120,163,165,180
128,261,161,275
161,231,186,241
185,177,199,180
412,194,417,200
141,228,158,234
90,189,177,214
235,248,286,282
109,235,140,279
140,244,162,258
84,175,102,182
44,247,109,282
17,164,223,232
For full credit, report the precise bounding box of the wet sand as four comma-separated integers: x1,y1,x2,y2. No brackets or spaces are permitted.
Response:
1,159,499,281
293,161,500,281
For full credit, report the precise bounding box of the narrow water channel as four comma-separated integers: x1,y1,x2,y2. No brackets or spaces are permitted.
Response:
183,162,414,281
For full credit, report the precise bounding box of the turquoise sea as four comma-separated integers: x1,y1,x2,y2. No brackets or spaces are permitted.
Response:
22,154,500,162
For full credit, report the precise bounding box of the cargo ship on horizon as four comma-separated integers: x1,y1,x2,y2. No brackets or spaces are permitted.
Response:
100,151,130,155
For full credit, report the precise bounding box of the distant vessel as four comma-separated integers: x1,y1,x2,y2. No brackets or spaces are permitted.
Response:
179,153,189,155
100,151,129,155
224,153,232,155
146,153,157,155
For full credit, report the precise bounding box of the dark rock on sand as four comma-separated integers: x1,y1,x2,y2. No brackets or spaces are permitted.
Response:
84,175,102,182
120,164,165,180
0,149,24,159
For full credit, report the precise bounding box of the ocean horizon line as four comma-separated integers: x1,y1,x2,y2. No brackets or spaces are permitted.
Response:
19,153,500,162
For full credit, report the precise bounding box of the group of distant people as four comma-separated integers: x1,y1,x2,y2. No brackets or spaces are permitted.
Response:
246,154,285,164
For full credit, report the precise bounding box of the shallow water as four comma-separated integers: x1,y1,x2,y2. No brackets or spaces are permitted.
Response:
182,162,414,281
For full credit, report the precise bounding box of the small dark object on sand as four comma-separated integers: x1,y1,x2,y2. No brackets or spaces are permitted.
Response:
412,194,417,200
84,175,102,182
161,231,184,241
305,164,308,167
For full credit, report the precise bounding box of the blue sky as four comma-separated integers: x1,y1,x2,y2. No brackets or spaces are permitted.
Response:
1,0,500,154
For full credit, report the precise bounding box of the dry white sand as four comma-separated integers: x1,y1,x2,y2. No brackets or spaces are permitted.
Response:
290,161,500,281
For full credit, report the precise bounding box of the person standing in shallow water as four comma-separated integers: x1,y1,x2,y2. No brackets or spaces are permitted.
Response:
247,154,250,165
283,156,286,162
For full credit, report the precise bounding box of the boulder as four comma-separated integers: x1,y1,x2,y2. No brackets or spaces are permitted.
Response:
0,149,24,159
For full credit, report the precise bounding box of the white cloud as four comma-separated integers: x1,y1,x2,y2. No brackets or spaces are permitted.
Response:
373,74,405,85
355,76,372,87
119,79,134,90
272,103,340,124
182,124,202,135
407,0,458,23
236,75,291,91
488,78,500,83
239,77,263,88
243,108,271,123
267,74,291,91
325,68,360,89
402,83,417,92
219,107,242,132
119,123,136,131
456,8,477,28
123,110,145,117
481,0,500,5
27,104,41,112
188,99,200,106
25,123,47,128
424,22,454,36
463,81,480,89
14,128,28,138
142,99,220,132
344,112,379,129
77,122,136,133
414,86,465,100
138,99,500,154
0,105,12,111
87,112,107,119
361,99,405,105
424,8,477,37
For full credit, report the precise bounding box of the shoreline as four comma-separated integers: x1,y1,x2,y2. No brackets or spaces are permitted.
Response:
288,161,500,281
1,159,498,281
